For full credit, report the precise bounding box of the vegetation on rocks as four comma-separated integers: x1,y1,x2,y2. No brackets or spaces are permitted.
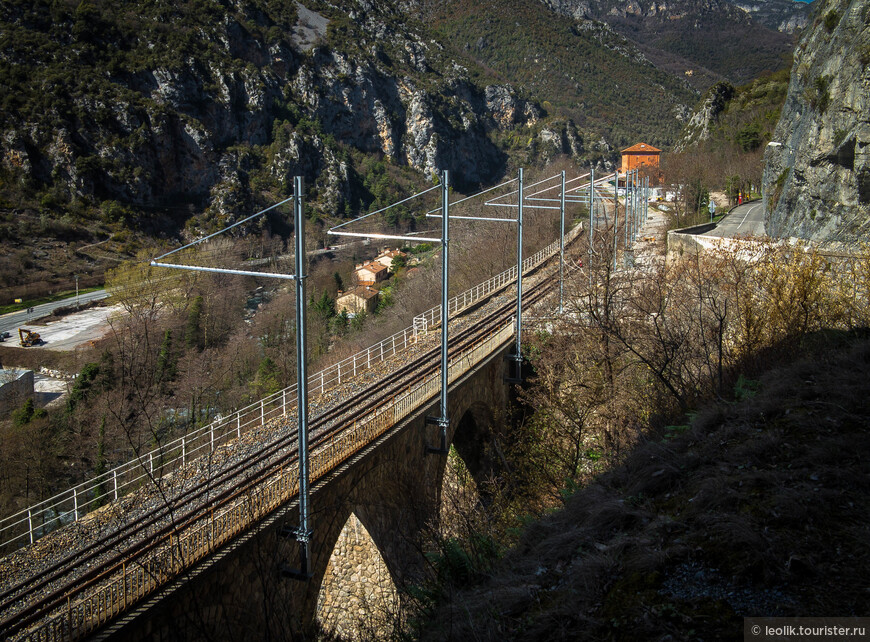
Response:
762,0,870,243
422,0,697,150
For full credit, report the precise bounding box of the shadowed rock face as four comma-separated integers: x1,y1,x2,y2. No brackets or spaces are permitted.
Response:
762,0,870,243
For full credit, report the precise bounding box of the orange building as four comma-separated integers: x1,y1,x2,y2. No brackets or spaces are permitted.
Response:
336,286,379,316
620,142,662,185
353,260,388,286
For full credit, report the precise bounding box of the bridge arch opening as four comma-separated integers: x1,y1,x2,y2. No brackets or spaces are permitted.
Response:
449,403,501,489
316,511,400,640
439,445,483,539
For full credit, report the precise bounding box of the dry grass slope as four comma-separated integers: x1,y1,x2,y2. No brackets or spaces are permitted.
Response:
423,331,870,641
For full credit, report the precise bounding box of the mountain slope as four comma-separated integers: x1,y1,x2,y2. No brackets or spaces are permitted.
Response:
729,0,815,34
676,68,789,152
0,0,541,300
0,0,704,302
421,0,698,150
0,0,517,219
0,0,808,302
539,0,796,88
0,0,699,229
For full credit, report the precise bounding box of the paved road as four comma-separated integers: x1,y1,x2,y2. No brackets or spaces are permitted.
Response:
705,201,766,238
0,289,108,337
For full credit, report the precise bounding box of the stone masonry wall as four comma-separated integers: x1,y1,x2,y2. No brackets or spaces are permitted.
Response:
101,342,511,641
317,513,400,641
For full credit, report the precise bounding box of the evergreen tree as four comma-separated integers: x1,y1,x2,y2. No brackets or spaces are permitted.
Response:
252,357,281,398
185,295,204,349
155,329,176,385
67,362,101,414
12,398,46,427
313,290,336,319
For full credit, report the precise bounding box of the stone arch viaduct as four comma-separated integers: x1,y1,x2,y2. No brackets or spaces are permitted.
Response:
94,340,514,642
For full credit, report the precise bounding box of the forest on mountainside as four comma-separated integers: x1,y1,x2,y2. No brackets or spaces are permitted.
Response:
423,0,697,149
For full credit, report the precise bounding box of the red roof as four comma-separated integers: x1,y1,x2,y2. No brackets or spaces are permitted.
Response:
621,142,661,154
339,286,379,301
356,261,387,275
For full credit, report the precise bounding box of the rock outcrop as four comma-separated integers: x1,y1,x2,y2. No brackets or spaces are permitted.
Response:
728,0,813,34
674,81,736,151
538,0,794,86
762,0,870,243
0,0,547,232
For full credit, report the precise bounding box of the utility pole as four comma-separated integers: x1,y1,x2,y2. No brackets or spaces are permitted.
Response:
613,170,619,271
626,170,632,247
636,170,641,240
284,175,313,579
148,180,315,578
559,169,565,314
589,166,595,261
632,170,638,243
514,168,524,380
427,169,450,455
644,176,649,228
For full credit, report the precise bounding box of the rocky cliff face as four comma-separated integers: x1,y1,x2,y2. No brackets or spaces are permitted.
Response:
538,0,794,86
762,0,870,242
674,81,736,151
0,0,549,236
728,0,814,34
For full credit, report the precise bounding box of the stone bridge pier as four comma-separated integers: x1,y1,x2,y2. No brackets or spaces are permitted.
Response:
97,341,512,642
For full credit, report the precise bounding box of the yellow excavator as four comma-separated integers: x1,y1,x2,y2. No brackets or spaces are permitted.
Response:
18,328,42,347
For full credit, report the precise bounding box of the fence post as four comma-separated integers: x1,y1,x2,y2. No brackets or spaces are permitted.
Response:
28,508,33,544
338,362,341,384
182,437,187,464
283,389,287,416
113,469,118,501
72,488,78,521
149,452,154,475
237,413,241,439
210,425,214,453
261,399,265,425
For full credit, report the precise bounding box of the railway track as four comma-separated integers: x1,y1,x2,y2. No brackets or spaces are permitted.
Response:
0,265,562,641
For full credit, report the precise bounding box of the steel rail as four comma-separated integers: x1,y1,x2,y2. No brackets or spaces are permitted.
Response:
3,302,553,642
0,299,508,629
0,225,574,554
0,261,567,640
